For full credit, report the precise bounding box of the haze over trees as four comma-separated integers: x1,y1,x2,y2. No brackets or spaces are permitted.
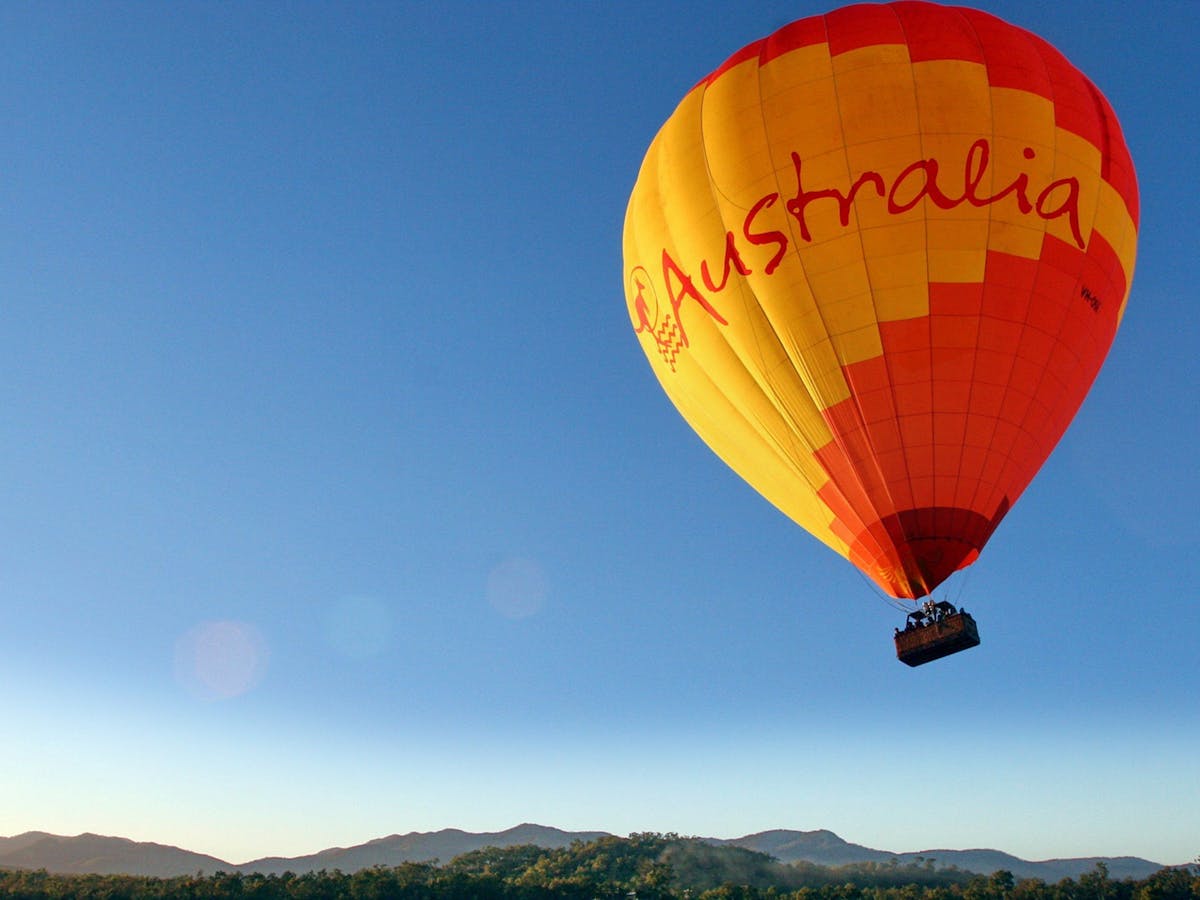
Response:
1,833,1196,900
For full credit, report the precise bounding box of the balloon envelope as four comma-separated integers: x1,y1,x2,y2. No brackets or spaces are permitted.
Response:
623,1,1137,599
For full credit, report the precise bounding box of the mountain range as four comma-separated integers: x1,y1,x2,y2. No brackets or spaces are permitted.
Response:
0,825,1167,881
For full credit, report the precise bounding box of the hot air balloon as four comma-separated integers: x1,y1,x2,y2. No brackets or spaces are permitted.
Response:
622,1,1138,664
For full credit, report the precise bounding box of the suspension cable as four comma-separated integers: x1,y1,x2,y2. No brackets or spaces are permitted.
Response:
855,568,915,614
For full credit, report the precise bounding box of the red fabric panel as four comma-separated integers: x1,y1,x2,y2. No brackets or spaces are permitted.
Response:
960,7,1053,100
825,3,906,56
1027,33,1104,149
1090,89,1139,224
893,1,985,63
760,15,828,67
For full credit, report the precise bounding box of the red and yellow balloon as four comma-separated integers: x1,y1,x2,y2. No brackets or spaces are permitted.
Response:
623,1,1138,600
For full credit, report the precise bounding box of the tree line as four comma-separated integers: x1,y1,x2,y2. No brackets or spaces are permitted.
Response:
0,833,1195,900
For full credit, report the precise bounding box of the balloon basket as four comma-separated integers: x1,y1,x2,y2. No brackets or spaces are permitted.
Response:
894,611,981,667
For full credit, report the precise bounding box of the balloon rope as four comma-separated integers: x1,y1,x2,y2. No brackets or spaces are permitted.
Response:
854,568,914,614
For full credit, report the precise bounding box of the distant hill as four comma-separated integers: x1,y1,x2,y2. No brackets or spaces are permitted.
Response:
0,824,1168,881
717,830,1162,881
716,829,894,867
0,832,57,855
239,823,608,876
0,832,228,877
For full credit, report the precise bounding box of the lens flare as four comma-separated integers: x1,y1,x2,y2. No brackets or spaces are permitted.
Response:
174,620,268,700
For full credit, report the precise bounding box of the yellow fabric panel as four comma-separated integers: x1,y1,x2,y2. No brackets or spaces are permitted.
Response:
1049,127,1138,318
671,337,843,542
986,215,1047,260
759,50,842,157
761,75,846,161
697,62,857,440
706,53,858,413
844,135,925,229
984,89,1058,258
862,222,931,321
836,323,885,365
807,258,873,312
864,247,926,296
834,60,920,146
646,96,721,273
1048,129,1103,253
911,61,990,282
800,232,865,276
821,286,881,337
913,59,993,135
990,87,1059,159
623,62,847,550
622,254,845,551
1054,124,1103,173
622,243,842,550
918,131,985,282
928,219,990,283
832,43,911,77
1093,181,1138,275
698,60,778,206
663,357,846,554
1092,180,1138,322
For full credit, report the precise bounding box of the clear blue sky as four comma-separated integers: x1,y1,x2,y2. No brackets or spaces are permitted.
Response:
1,0,1196,869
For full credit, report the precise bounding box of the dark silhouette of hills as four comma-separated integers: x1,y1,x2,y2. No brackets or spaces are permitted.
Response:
0,824,1167,881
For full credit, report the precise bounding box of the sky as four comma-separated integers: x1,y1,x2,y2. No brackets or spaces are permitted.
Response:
0,0,1196,871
